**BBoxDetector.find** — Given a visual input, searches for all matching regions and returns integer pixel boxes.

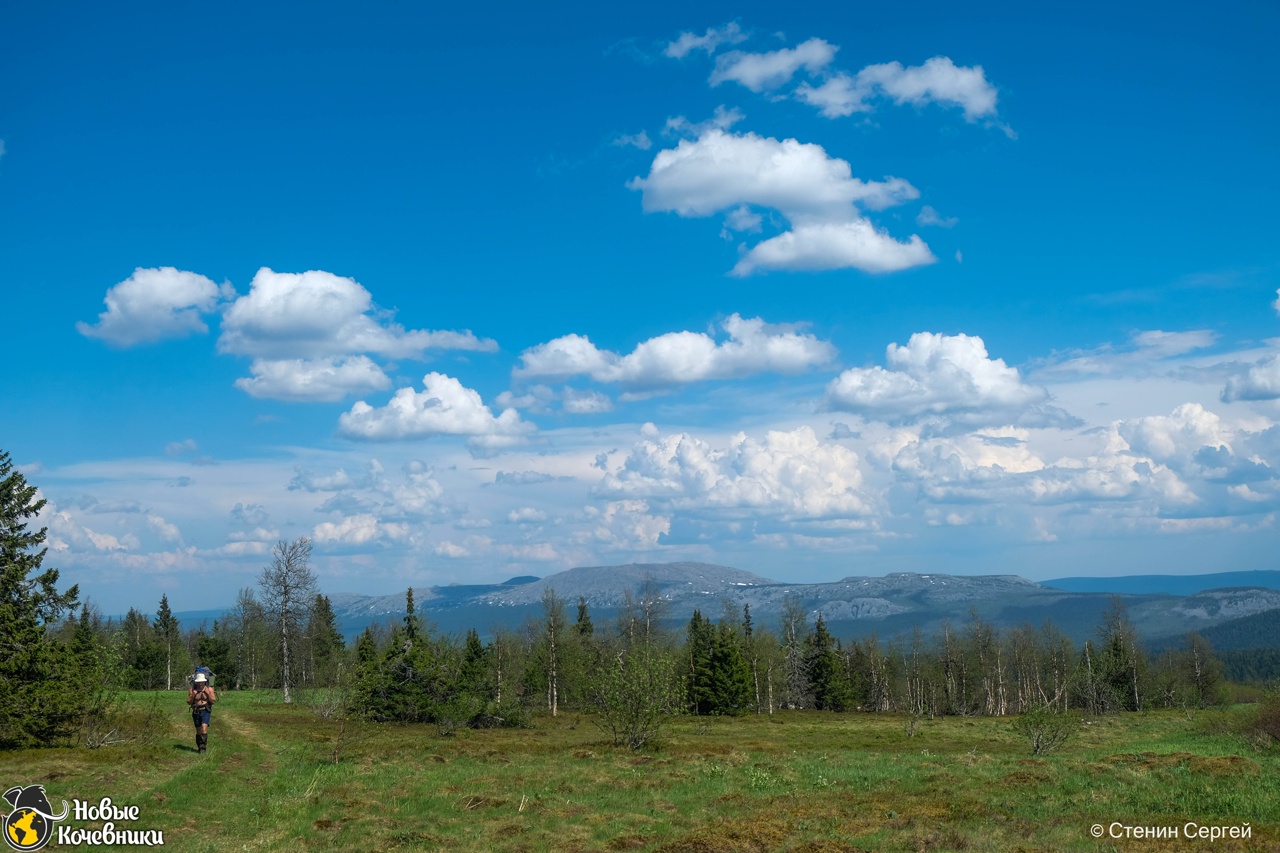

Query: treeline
[3,570,1245,750]
[48,589,345,694]
[0,451,1246,752]
[1,447,349,747]
[312,579,1232,748]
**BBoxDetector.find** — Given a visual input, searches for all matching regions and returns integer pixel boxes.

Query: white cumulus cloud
[219,268,495,360]
[598,425,870,519]
[828,332,1057,426]
[516,314,835,388]
[338,372,532,443]
[581,500,671,551]
[710,38,838,92]
[629,129,932,275]
[633,130,917,218]
[1119,403,1234,469]
[312,513,408,546]
[1222,356,1280,402]
[562,389,615,414]
[77,267,232,346]
[234,356,391,402]
[733,221,933,276]
[508,507,548,523]
[796,56,1000,122]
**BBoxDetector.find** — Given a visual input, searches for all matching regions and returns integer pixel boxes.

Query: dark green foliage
[69,604,104,678]
[403,587,420,643]
[66,603,131,748]
[355,627,378,666]
[0,450,81,748]
[458,628,489,695]
[352,597,523,731]
[685,610,713,713]
[360,612,443,723]
[1219,648,1280,684]
[1083,600,1149,712]
[685,611,753,716]
[707,623,753,715]
[118,607,165,689]
[1196,607,1280,652]
[305,594,345,687]
[197,631,235,686]
[355,590,449,724]
[575,596,594,638]
[805,614,853,711]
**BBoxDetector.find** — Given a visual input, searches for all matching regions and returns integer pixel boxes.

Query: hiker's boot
[197,733,207,753]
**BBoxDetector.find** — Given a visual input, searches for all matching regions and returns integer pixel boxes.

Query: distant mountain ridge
[318,562,1280,646]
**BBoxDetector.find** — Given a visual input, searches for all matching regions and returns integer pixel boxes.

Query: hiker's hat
[194,672,208,683]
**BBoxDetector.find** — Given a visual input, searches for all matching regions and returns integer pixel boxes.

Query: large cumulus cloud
[629,129,933,276]
[827,332,1070,427]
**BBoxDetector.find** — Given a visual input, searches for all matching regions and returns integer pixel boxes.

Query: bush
[589,643,682,750]
[1012,705,1077,755]
[1244,692,1280,748]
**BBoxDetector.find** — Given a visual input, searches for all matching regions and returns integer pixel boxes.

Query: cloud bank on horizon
[4,8,1278,612]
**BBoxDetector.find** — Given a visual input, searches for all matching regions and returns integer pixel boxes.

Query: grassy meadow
[2,692,1277,852]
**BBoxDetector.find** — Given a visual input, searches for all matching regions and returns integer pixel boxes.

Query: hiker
[186,671,217,753]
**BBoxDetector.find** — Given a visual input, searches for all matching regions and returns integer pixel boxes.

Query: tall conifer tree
[0,450,81,747]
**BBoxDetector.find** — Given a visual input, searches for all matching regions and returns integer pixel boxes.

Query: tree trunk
[281,601,292,705]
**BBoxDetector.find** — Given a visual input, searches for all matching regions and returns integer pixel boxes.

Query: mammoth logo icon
[3,786,69,852]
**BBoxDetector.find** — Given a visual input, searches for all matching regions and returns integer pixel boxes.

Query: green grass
[2,693,1278,851]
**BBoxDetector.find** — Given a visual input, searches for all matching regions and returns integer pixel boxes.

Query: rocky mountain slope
[326,562,1280,645]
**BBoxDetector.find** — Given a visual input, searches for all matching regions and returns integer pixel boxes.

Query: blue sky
[3,1,1278,614]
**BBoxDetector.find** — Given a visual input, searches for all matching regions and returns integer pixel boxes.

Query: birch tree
[259,538,317,704]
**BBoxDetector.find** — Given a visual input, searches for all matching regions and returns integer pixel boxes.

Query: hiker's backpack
[193,666,214,684]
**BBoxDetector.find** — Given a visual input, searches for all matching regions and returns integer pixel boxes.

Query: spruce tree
[575,596,594,638]
[805,614,853,711]
[154,594,180,690]
[305,594,345,686]
[684,610,715,714]
[120,607,163,689]
[0,450,81,748]
[706,622,753,715]
[458,628,490,697]
[403,587,420,645]
[196,628,235,687]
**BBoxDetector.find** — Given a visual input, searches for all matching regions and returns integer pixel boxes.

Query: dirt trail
[216,708,278,772]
